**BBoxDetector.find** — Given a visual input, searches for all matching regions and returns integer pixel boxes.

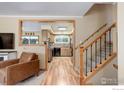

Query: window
[54,35,70,44]
[22,36,39,45]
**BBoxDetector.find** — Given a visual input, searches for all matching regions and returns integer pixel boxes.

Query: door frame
[19,19,76,70]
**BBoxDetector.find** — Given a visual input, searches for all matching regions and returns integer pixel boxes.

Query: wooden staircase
[77,23,117,85]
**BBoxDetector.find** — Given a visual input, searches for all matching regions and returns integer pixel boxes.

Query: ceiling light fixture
[57,27,67,31]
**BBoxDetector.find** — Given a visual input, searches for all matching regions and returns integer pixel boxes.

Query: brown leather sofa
[0,52,40,85]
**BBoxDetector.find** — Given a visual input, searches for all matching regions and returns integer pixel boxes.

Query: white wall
[118,3,124,85]
[0,4,118,83]
[0,18,46,69]
[0,16,79,69]
[74,4,118,85]
[87,58,118,85]
[75,4,117,71]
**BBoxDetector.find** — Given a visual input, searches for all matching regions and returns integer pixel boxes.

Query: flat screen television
[0,33,14,49]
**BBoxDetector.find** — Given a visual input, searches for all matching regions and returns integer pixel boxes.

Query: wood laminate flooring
[41,57,80,85]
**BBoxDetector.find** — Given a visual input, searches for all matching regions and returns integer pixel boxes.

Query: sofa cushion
[19,52,36,63]
[0,68,6,84]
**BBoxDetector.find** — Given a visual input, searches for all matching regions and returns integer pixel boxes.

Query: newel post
[80,46,84,85]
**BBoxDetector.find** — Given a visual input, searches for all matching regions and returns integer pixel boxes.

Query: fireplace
[52,48,61,57]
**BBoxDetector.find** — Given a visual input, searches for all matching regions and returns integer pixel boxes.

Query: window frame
[54,35,70,44]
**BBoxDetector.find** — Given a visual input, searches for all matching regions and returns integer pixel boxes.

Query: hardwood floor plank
[41,57,80,85]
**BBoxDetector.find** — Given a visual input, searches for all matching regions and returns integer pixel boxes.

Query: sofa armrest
[6,59,39,85]
[0,59,19,69]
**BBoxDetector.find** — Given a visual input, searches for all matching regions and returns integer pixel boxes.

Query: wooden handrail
[75,23,107,50]
[113,64,118,69]
[79,22,116,85]
[82,23,116,51]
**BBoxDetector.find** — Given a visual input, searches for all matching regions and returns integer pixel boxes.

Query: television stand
[0,51,17,61]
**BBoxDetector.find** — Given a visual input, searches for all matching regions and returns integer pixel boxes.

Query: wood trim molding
[18,19,76,71]
[18,19,75,46]
[18,20,22,46]
[73,20,76,66]
[19,19,75,23]
[45,44,48,70]
[80,47,85,85]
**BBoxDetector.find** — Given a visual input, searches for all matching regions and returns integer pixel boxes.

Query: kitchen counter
[52,47,72,57]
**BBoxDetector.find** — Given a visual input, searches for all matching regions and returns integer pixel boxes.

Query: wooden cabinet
[61,48,72,57]
[52,47,72,57]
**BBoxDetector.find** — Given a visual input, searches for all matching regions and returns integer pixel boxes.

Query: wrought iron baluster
[109,30,112,56]
[95,41,97,68]
[100,37,102,64]
[86,49,88,76]
[90,45,92,72]
[104,33,107,60]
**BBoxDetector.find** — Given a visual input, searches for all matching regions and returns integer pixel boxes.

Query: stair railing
[80,23,116,85]
[75,23,107,50]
